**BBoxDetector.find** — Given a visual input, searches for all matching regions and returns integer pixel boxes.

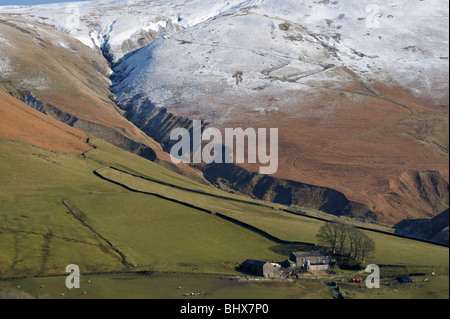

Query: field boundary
[95,166,450,249]
[93,167,315,247]
[106,166,272,208]
[61,200,132,268]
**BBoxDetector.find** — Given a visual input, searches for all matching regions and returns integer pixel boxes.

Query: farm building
[281,259,296,269]
[289,251,331,271]
[239,260,280,278]
[397,275,413,283]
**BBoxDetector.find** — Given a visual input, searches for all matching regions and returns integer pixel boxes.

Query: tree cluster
[316,222,375,263]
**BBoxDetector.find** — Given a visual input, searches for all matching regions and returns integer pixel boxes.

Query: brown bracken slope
[226,80,449,225]
[0,90,92,154]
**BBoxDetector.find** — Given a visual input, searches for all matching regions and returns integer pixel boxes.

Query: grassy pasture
[0,272,332,299]
[67,192,286,274]
[0,138,448,299]
[94,166,449,267]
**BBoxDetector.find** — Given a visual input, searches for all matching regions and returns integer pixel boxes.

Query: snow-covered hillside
[110,0,448,121]
[0,0,246,62]
[1,0,447,104]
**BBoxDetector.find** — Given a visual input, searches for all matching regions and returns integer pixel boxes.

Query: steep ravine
[203,162,379,222]
[13,89,157,162]
[113,94,379,222]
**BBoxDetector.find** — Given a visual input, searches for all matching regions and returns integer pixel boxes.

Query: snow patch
[0,34,14,48]
[0,56,12,77]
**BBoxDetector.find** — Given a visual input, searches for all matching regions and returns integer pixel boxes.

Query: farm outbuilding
[289,251,331,271]
[397,275,413,283]
[239,260,280,278]
[281,259,296,269]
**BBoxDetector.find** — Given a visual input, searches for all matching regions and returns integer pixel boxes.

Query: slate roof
[291,251,330,257]
[242,260,269,266]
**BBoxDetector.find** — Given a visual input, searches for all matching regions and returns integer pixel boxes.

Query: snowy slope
[0,0,247,62]
[110,0,448,120]
[1,0,447,103]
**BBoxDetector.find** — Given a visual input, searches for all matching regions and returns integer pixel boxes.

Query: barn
[239,260,279,278]
[397,275,413,283]
[289,251,330,271]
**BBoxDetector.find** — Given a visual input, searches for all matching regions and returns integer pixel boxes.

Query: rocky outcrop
[24,92,46,115]
[116,95,208,151]
[395,209,449,245]
[203,162,379,222]
[387,170,449,220]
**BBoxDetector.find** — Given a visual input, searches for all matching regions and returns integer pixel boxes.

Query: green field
[0,273,332,299]
[339,274,449,299]
[216,210,449,266]
[67,192,285,273]
[1,271,447,299]
[0,138,448,299]
[93,165,450,267]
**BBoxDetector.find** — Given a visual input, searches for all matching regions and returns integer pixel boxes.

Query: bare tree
[316,222,339,254]
[348,226,362,260]
[317,222,376,264]
[336,223,352,255]
[357,232,376,263]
